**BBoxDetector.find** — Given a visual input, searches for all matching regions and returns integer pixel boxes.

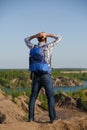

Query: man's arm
[41,33,62,46]
[24,34,38,49]
[49,34,62,47]
[42,33,62,47]
[24,32,45,48]
[24,37,33,49]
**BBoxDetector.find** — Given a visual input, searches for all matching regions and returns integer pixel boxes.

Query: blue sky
[0,0,87,69]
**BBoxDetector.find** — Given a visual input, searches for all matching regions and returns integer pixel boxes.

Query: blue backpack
[29,46,49,73]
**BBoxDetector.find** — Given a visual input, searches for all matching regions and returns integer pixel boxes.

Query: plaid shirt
[24,34,62,68]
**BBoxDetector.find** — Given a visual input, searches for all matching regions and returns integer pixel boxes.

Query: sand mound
[0,118,87,130]
[0,89,87,130]
[0,89,25,123]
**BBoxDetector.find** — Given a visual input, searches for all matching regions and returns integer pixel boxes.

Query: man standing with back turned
[24,32,62,123]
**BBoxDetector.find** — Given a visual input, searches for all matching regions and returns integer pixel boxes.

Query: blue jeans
[28,73,56,121]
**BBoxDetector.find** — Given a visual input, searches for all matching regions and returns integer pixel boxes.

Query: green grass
[0,69,87,111]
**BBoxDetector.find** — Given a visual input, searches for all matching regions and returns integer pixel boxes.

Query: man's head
[37,32,47,43]
[37,36,47,43]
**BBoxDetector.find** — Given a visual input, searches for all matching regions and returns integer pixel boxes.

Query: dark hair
[38,37,47,43]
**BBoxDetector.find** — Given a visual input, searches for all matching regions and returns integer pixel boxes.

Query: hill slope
[0,89,87,130]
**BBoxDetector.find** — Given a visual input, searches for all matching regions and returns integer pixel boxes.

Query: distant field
[61,70,87,74]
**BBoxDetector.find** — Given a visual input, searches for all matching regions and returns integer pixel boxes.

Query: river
[2,81,87,94]
[54,81,87,93]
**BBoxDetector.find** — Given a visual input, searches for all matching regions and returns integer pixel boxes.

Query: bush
[38,93,48,110]
[72,90,87,111]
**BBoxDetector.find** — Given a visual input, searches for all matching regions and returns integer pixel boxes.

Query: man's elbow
[24,38,28,43]
[58,35,62,41]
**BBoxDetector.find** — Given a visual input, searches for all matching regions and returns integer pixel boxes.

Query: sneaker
[28,118,34,122]
[50,118,61,123]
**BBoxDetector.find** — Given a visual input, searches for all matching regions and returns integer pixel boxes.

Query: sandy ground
[0,108,87,130]
[0,115,87,130]
[0,90,87,130]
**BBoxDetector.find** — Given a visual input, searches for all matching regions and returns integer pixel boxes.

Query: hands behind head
[29,32,47,41]
[36,32,47,39]
[29,32,54,41]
